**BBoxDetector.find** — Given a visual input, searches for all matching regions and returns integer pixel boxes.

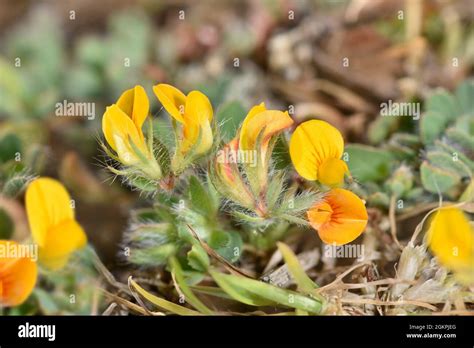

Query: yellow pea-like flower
[0,240,38,307]
[307,188,368,245]
[214,138,255,209]
[239,103,293,161]
[25,178,87,270]
[290,120,349,186]
[427,207,474,285]
[102,85,151,165]
[153,84,213,156]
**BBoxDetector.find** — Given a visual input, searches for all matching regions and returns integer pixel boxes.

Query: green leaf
[209,271,275,307]
[455,79,474,115]
[130,278,201,315]
[277,242,317,293]
[425,90,460,120]
[208,230,243,263]
[426,151,472,178]
[210,270,323,313]
[368,116,399,144]
[420,161,460,194]
[387,133,421,160]
[445,128,474,155]
[169,257,213,314]
[345,144,394,182]
[187,244,210,272]
[188,175,217,217]
[435,140,474,171]
[189,285,233,300]
[420,111,448,144]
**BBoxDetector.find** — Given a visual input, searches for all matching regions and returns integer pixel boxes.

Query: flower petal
[318,158,349,187]
[102,104,147,156]
[0,240,38,307]
[240,103,266,129]
[185,90,213,123]
[239,108,293,156]
[181,90,214,155]
[153,84,187,123]
[427,207,474,284]
[39,219,87,271]
[290,120,345,181]
[26,178,74,247]
[117,85,149,131]
[308,188,368,245]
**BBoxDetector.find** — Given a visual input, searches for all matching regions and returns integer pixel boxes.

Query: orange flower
[0,240,38,307]
[307,188,368,245]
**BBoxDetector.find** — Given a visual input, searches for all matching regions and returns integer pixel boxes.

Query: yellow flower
[25,178,87,270]
[239,103,293,161]
[153,84,213,156]
[0,240,37,307]
[211,104,293,215]
[102,85,151,165]
[290,120,349,186]
[213,138,256,209]
[427,207,474,285]
[307,188,368,245]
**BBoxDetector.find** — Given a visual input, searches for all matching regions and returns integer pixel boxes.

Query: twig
[187,224,254,278]
[331,278,417,290]
[340,298,438,311]
[396,202,439,221]
[103,289,164,316]
[89,247,130,294]
[316,261,371,294]
[410,201,468,244]
[102,302,118,316]
[389,195,402,249]
[127,277,154,316]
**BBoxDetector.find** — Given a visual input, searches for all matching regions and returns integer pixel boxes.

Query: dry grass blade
[316,261,371,294]
[187,224,254,278]
[339,298,438,311]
